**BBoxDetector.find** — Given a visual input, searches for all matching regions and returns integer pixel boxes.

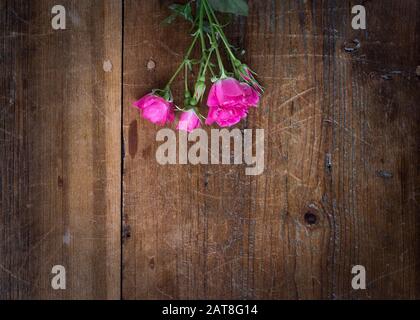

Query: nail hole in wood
[304,212,318,225]
[147,59,156,70]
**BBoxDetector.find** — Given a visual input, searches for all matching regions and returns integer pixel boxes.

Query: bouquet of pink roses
[133,0,263,132]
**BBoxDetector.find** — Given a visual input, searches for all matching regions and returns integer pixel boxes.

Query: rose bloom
[177,110,201,133]
[133,94,175,125]
[205,78,260,128]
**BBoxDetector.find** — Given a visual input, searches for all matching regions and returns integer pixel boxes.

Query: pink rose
[177,110,201,133]
[133,94,175,125]
[205,78,260,128]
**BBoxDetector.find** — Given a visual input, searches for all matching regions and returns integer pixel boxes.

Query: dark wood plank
[0,0,121,299]
[327,0,419,299]
[123,0,419,299]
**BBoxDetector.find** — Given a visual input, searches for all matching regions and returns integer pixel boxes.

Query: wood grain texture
[123,0,419,300]
[1,0,418,300]
[0,0,121,299]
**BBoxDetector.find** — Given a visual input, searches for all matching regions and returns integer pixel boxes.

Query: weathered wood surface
[122,0,419,300]
[0,0,418,300]
[0,0,121,299]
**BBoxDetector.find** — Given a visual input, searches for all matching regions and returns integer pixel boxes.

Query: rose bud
[238,64,264,94]
[193,78,206,103]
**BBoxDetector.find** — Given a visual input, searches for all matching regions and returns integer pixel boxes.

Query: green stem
[201,47,214,77]
[166,62,185,89]
[203,0,226,77]
[217,25,238,62]
[207,4,232,52]
[214,38,226,77]
[206,2,240,70]
[184,64,189,92]
[199,2,207,58]
[208,63,216,78]
[165,33,199,88]
[194,0,208,80]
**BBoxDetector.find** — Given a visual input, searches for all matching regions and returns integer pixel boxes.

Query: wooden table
[1,0,419,299]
